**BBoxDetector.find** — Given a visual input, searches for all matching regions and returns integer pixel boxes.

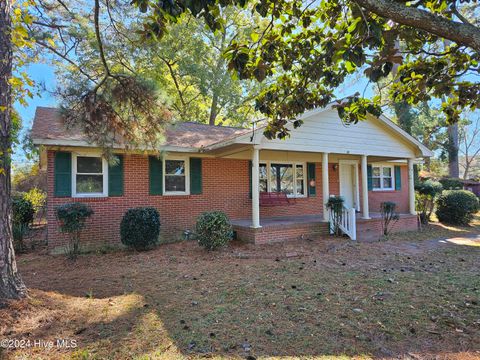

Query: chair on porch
[259,191,296,207]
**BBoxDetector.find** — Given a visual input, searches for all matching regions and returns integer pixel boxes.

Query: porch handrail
[328,205,357,241]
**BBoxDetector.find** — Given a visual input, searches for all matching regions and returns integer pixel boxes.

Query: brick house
[31,105,432,251]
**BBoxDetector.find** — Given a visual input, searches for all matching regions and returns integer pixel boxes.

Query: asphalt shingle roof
[31,107,250,149]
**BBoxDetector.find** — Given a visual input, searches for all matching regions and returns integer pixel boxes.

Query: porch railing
[328,205,357,241]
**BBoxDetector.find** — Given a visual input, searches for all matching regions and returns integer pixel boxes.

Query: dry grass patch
[1,222,480,359]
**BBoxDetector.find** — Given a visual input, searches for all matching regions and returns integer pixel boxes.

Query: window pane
[165,175,186,192]
[165,160,185,175]
[372,167,381,176]
[296,179,305,195]
[77,157,102,173]
[383,178,392,189]
[270,165,279,192]
[259,179,268,192]
[383,167,392,177]
[259,164,267,180]
[372,178,381,189]
[296,164,304,179]
[279,165,293,195]
[76,175,103,193]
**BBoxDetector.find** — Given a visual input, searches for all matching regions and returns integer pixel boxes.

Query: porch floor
[231,214,325,228]
[231,213,418,244]
[231,212,414,228]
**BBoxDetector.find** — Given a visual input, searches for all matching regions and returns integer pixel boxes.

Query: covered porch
[202,107,431,243]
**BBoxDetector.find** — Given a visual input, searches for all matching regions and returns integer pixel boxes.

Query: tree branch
[355,0,480,52]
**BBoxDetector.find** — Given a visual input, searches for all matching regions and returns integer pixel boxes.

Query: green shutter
[149,156,163,195]
[248,160,252,199]
[190,158,202,195]
[307,162,316,197]
[108,155,124,196]
[54,151,71,197]
[394,165,402,190]
[367,165,373,191]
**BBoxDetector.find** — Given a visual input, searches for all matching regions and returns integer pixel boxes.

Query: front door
[339,163,358,210]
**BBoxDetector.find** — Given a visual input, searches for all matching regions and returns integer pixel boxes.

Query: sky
[13,62,57,164]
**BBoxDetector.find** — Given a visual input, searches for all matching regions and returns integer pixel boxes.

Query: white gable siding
[255,109,417,158]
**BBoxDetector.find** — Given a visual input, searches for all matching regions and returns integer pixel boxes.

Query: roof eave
[32,138,201,153]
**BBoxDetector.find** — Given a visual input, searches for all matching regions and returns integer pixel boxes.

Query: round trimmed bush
[196,211,232,250]
[120,207,160,250]
[12,196,35,226]
[439,178,463,190]
[415,180,443,198]
[436,190,479,225]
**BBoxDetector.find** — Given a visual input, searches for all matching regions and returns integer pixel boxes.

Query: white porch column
[408,158,416,215]
[322,152,329,221]
[361,155,370,219]
[251,146,261,228]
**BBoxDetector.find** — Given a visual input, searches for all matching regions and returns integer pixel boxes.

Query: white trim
[202,103,433,158]
[371,165,395,191]
[338,160,360,211]
[72,152,108,198]
[163,156,190,196]
[259,160,307,198]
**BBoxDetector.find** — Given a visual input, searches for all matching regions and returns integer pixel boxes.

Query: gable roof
[31,105,432,158]
[31,107,250,151]
[203,105,433,158]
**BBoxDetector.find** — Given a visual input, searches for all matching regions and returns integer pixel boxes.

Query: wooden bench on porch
[259,192,296,206]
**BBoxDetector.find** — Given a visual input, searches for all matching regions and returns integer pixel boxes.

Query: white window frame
[259,161,307,198]
[72,153,108,198]
[372,165,395,191]
[163,156,190,195]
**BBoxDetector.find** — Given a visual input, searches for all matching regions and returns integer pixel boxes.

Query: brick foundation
[233,214,418,244]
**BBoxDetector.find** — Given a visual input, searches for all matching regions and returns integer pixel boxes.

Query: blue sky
[14,63,57,164]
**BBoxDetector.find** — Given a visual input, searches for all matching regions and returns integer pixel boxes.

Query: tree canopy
[130,0,479,139]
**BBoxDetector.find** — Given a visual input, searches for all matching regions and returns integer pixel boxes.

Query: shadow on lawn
[7,229,480,359]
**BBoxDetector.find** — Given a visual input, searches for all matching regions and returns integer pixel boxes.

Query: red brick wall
[46,150,411,249]
[47,152,337,249]
[367,165,409,213]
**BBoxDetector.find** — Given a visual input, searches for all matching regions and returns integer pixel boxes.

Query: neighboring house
[32,105,432,251]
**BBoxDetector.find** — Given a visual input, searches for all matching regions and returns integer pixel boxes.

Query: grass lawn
[1,222,480,359]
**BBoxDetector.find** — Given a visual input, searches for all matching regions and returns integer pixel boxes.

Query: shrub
[12,196,34,226]
[24,187,47,214]
[415,180,443,224]
[196,211,232,250]
[380,202,399,236]
[439,177,463,190]
[326,196,344,236]
[436,190,479,225]
[56,203,94,259]
[120,208,160,250]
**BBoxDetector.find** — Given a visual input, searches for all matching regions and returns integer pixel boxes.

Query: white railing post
[331,205,357,241]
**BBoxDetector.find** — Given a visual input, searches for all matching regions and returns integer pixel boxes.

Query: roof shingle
[31,107,250,149]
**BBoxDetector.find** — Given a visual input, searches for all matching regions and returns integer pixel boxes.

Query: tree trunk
[393,101,413,135]
[208,92,218,126]
[448,123,460,178]
[0,0,26,301]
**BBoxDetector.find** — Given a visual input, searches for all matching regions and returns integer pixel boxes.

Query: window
[73,155,107,197]
[372,165,394,190]
[259,164,268,192]
[164,159,187,194]
[259,162,306,197]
